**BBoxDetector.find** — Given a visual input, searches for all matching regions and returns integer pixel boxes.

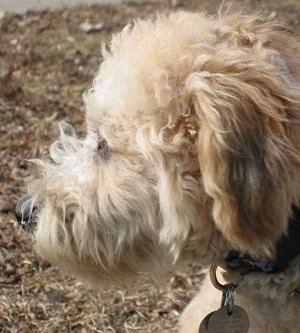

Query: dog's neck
[225,205,300,276]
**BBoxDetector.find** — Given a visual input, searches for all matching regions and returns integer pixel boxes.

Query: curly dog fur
[17,11,300,332]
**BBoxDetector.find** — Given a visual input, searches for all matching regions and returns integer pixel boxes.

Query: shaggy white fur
[18,11,300,332]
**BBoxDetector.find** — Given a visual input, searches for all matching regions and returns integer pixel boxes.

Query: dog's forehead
[85,55,151,124]
[84,13,217,124]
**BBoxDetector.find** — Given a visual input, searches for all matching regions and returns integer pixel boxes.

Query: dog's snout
[15,195,37,233]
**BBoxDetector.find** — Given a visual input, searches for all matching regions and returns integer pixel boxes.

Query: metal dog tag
[208,305,249,333]
[198,266,250,333]
[198,312,215,332]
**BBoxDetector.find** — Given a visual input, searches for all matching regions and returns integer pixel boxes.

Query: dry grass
[0,0,299,332]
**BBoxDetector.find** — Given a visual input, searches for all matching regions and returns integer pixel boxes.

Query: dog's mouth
[15,195,38,233]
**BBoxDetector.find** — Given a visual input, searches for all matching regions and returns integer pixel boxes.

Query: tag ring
[209,264,227,292]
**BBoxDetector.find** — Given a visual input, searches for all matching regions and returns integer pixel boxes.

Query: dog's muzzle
[15,195,38,233]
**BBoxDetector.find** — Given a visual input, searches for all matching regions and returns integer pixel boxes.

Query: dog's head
[16,12,300,286]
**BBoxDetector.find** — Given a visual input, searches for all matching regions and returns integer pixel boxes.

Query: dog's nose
[15,195,37,233]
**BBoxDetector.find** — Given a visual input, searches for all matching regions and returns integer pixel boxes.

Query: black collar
[226,205,300,275]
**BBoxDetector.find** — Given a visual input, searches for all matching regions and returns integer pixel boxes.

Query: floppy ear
[184,54,300,253]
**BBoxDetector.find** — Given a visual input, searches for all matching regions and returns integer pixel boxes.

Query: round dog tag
[198,312,215,333]
[208,305,249,333]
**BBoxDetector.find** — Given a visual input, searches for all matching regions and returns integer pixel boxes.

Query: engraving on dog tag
[208,305,249,333]
[198,312,214,333]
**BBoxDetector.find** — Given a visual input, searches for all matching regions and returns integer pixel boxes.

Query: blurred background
[0,0,139,13]
[0,0,299,332]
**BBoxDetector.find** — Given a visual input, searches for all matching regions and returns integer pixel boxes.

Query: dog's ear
[184,55,300,253]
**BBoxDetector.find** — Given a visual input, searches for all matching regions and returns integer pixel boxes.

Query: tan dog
[16,11,300,332]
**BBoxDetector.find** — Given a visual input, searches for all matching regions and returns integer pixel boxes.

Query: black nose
[15,195,37,233]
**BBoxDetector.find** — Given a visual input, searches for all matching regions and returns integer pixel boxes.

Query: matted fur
[23,11,299,332]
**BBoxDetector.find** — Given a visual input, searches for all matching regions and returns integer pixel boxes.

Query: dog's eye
[97,137,110,161]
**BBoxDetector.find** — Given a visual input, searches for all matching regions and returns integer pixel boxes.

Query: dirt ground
[0,0,299,332]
